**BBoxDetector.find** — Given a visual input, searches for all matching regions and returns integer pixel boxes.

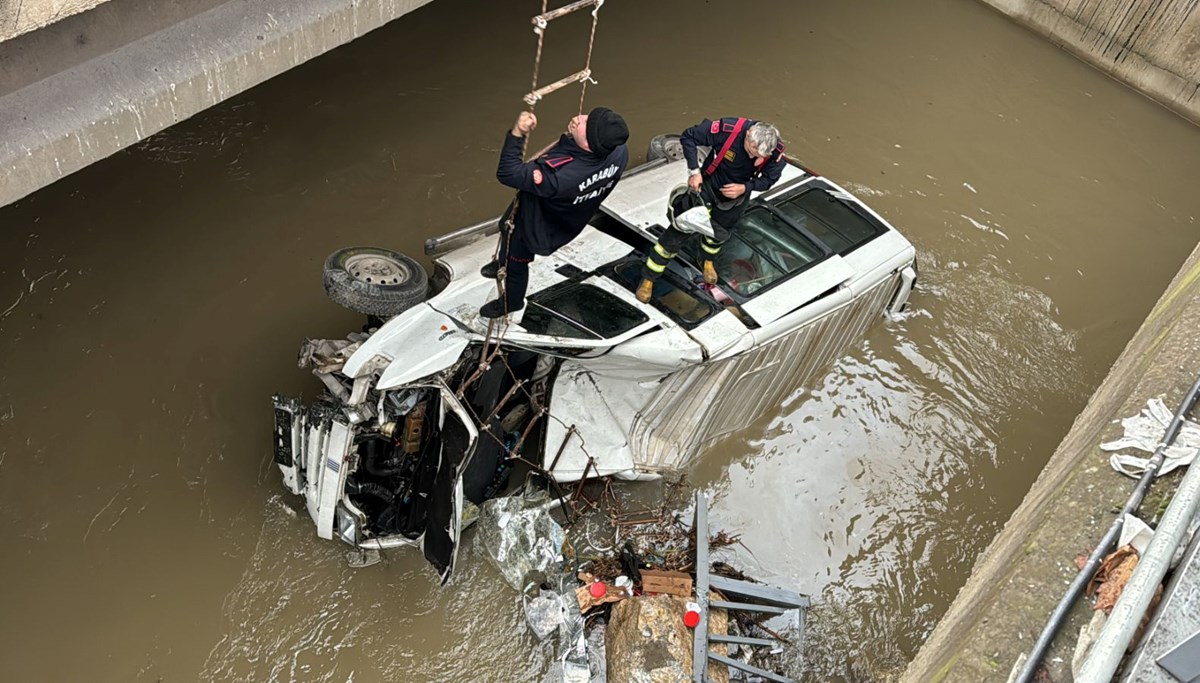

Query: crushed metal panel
[685,308,753,360]
[345,299,478,382]
[545,360,661,481]
[572,317,703,379]
[631,362,734,472]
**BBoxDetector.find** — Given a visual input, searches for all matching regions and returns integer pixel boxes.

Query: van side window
[776,189,885,255]
[704,207,825,297]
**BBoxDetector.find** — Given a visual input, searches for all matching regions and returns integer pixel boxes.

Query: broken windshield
[522,281,648,340]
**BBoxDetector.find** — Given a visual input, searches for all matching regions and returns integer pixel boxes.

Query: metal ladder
[692,491,809,683]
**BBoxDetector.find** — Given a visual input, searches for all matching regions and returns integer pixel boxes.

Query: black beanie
[585,107,629,157]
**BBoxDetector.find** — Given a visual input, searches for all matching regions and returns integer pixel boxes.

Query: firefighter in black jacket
[480,107,630,318]
[636,117,786,303]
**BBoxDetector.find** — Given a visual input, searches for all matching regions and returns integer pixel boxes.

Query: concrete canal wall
[902,240,1200,681]
[0,0,435,209]
[979,0,1200,125]
[902,4,1200,680]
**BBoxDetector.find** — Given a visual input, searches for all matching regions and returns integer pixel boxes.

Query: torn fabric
[1101,397,1200,478]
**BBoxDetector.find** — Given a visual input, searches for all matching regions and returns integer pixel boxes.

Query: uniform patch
[544,156,573,169]
[533,169,544,185]
[722,123,736,133]
[723,150,736,163]
[710,120,720,134]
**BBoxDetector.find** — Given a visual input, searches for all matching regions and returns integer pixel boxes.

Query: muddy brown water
[2,0,1200,680]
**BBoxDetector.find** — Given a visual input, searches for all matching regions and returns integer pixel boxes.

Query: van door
[421,383,479,585]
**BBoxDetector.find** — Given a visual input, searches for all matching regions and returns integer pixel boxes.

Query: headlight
[336,505,360,545]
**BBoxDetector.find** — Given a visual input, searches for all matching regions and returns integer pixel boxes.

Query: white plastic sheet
[478,491,591,682]
[1101,397,1200,478]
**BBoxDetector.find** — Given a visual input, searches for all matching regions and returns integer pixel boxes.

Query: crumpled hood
[343,302,472,389]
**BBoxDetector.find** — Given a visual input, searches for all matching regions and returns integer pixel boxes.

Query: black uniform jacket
[680,117,786,193]
[496,132,629,256]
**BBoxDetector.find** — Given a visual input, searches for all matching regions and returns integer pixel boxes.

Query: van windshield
[522,281,648,339]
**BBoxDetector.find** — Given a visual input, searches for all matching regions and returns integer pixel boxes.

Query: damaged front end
[272,305,552,582]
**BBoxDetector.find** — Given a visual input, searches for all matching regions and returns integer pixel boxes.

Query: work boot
[702,260,718,285]
[480,261,500,279]
[635,279,654,303]
[479,299,522,319]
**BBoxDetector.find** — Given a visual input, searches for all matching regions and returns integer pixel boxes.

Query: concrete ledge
[979,0,1200,126]
[0,0,111,42]
[902,241,1200,681]
[0,0,435,208]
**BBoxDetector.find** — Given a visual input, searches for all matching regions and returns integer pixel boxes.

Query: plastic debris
[538,573,590,683]
[586,622,607,683]
[1102,397,1200,477]
[478,490,566,592]
[1118,514,1154,555]
[524,588,567,640]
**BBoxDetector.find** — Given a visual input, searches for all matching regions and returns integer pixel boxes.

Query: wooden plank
[640,569,693,597]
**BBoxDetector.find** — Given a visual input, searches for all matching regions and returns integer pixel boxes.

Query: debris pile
[476,477,806,682]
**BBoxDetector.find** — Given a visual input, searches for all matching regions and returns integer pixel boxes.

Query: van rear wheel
[323,246,428,318]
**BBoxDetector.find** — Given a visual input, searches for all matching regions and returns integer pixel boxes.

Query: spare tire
[323,246,428,318]
[646,134,685,162]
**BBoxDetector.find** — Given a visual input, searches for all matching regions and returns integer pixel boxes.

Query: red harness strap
[703,117,748,177]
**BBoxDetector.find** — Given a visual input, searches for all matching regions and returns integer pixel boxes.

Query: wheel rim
[344,253,409,285]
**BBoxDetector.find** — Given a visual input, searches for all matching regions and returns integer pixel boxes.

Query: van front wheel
[322,247,428,318]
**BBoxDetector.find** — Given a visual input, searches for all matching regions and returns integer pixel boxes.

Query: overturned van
[272,143,917,582]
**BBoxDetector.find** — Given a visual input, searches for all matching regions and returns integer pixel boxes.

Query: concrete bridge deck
[0,0,434,209]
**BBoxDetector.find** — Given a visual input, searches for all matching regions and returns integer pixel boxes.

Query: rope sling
[454,1,608,505]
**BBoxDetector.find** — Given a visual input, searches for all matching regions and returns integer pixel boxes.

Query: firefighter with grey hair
[636,117,786,303]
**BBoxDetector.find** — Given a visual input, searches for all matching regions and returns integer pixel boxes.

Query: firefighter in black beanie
[480,107,630,318]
